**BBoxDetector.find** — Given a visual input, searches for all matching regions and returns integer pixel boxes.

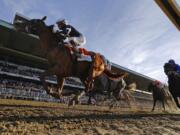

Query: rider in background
[168,59,180,74]
[53,18,86,57]
[153,80,164,89]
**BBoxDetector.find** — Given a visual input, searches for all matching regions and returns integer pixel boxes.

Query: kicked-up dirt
[0,99,179,135]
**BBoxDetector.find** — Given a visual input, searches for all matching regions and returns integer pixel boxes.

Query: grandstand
[0,17,155,104]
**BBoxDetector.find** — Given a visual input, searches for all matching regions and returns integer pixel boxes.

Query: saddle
[66,46,94,62]
[66,46,110,69]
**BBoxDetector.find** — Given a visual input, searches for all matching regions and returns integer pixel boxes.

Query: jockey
[168,59,180,75]
[53,18,86,57]
[153,80,164,89]
[53,19,95,90]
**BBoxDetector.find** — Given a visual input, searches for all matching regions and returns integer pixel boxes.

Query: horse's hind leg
[123,91,133,109]
[162,100,166,111]
[109,95,116,110]
[169,96,178,110]
[151,99,157,112]
[88,96,92,105]
[165,99,172,111]
[87,92,93,105]
[172,95,180,108]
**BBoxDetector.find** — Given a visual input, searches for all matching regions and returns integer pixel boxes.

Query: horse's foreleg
[173,96,180,108]
[87,91,97,105]
[40,66,60,98]
[40,71,50,95]
[57,76,65,97]
[151,99,157,112]
[77,91,86,103]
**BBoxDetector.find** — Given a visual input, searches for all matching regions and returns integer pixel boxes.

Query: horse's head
[27,16,47,35]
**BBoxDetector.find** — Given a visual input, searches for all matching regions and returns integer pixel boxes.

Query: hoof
[109,104,113,110]
[68,99,76,107]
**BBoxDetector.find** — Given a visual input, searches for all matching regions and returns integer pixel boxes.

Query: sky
[0,0,179,83]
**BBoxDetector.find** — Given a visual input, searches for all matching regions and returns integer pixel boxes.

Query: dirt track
[0,99,179,135]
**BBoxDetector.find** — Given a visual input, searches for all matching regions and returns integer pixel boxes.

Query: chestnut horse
[19,16,127,104]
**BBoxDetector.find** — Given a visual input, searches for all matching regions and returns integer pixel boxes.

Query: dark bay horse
[148,81,173,111]
[164,63,180,108]
[87,73,134,108]
[18,16,127,103]
[87,74,127,103]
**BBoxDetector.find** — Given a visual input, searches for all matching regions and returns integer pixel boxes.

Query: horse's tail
[104,69,128,81]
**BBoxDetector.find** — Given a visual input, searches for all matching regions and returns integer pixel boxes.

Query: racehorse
[17,16,128,104]
[164,63,180,108]
[86,74,134,109]
[148,81,173,111]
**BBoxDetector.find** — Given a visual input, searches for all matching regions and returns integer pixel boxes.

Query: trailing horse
[164,63,180,108]
[86,73,134,109]
[15,16,127,104]
[148,81,174,111]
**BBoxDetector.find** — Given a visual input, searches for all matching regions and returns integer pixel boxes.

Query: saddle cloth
[77,48,92,62]
[66,46,111,69]
[67,47,92,62]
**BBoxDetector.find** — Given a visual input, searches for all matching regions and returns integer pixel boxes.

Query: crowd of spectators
[0,60,83,86]
[0,78,43,92]
[0,60,43,78]
[0,78,51,100]
[0,59,84,103]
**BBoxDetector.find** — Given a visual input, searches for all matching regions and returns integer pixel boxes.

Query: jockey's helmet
[154,80,160,85]
[56,18,68,26]
[168,59,175,64]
